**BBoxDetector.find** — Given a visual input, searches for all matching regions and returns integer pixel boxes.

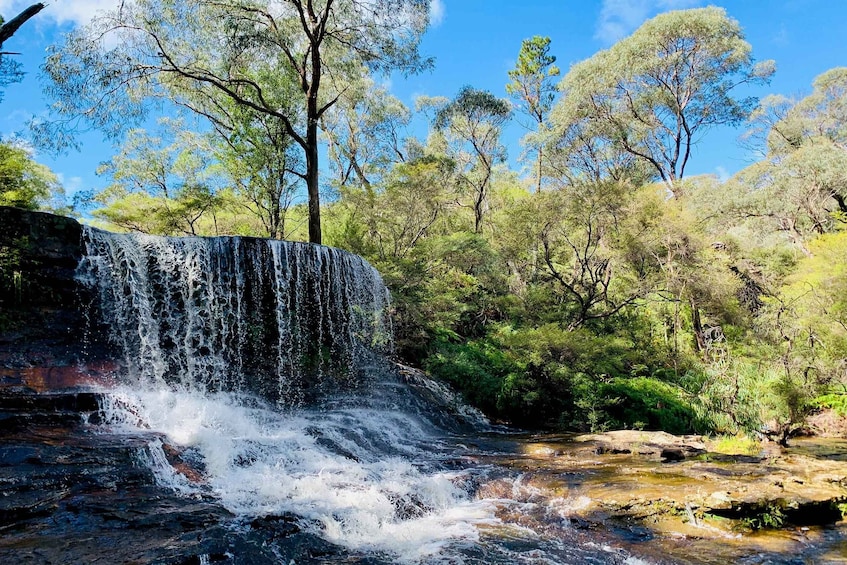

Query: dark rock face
[0,206,114,373]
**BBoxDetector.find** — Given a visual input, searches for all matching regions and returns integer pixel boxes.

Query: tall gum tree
[321,75,412,191]
[506,35,559,193]
[550,7,774,193]
[93,123,223,235]
[728,67,847,254]
[37,0,432,244]
[433,86,511,233]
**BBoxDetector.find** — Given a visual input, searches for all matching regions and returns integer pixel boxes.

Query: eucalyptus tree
[728,68,847,254]
[321,76,412,191]
[506,35,559,193]
[433,86,511,233]
[0,3,45,102]
[330,154,454,262]
[0,141,64,211]
[766,67,847,218]
[38,0,432,244]
[551,7,773,193]
[94,124,223,235]
[749,67,847,157]
[536,179,651,329]
[204,97,304,240]
[542,111,650,187]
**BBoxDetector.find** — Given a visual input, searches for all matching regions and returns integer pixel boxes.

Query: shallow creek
[466,432,847,564]
[94,385,847,564]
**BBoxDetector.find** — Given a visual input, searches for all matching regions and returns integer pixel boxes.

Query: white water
[94,385,653,564]
[79,229,392,405]
[98,386,498,562]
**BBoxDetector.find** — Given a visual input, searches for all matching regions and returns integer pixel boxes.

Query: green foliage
[210,101,302,239]
[733,68,847,254]
[424,338,516,417]
[711,434,762,456]
[91,125,225,235]
[740,502,786,530]
[327,154,456,261]
[0,142,66,212]
[422,319,708,431]
[433,86,511,232]
[506,36,559,120]
[812,394,847,417]
[323,76,412,190]
[434,87,511,132]
[551,7,773,187]
[733,230,847,438]
[598,377,705,434]
[696,359,774,433]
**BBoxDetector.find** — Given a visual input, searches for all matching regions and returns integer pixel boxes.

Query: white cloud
[594,0,701,45]
[715,165,730,183]
[57,172,84,194]
[429,0,445,27]
[772,23,789,46]
[0,0,116,28]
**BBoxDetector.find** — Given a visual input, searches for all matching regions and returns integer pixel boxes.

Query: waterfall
[71,227,649,564]
[78,228,392,405]
[73,229,505,561]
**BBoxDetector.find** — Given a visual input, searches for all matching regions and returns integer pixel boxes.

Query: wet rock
[659,447,687,462]
[0,385,386,565]
[492,432,847,539]
[0,207,117,372]
[575,430,707,460]
[395,362,490,432]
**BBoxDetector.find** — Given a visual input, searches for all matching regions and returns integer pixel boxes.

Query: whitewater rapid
[96,386,497,562]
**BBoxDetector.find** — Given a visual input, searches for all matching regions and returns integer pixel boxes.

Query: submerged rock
[494,432,847,533]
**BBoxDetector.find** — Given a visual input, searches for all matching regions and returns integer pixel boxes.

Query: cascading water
[76,228,649,564]
[79,228,391,405]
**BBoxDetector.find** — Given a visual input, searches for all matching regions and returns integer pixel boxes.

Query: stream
[91,381,847,565]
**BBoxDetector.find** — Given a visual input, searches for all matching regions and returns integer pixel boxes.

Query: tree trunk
[473,158,492,233]
[833,193,847,215]
[690,298,705,352]
[535,146,543,194]
[0,3,44,47]
[306,119,322,244]
[306,24,323,245]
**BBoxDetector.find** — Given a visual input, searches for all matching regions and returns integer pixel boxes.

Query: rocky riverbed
[0,373,390,564]
[3,366,847,564]
[471,430,847,563]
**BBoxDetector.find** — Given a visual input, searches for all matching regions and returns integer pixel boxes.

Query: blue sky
[0,0,845,199]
